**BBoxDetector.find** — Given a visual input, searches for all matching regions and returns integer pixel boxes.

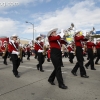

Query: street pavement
[0,55,100,100]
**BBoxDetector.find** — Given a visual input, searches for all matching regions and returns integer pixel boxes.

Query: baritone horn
[85,27,96,39]
[63,23,75,41]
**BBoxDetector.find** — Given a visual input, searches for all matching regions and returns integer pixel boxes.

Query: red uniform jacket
[8,41,18,53]
[95,42,100,49]
[67,45,74,53]
[35,42,43,51]
[86,41,95,49]
[26,47,31,52]
[1,46,6,51]
[74,35,87,47]
[48,35,66,50]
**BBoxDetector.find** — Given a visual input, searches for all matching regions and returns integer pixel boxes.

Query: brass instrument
[85,27,96,39]
[17,38,22,59]
[42,38,47,56]
[2,44,8,58]
[63,23,75,42]
[42,45,47,55]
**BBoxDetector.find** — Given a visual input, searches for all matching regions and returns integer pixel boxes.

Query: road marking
[19,65,68,73]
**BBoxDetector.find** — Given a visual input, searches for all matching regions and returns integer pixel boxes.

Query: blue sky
[0,0,100,40]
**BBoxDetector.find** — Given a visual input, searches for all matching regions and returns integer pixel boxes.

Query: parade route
[0,56,100,100]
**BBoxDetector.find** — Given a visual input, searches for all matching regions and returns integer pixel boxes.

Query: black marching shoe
[40,70,44,72]
[59,84,68,89]
[15,75,20,78]
[48,80,55,85]
[95,63,99,65]
[81,75,89,78]
[47,59,50,62]
[61,65,64,67]
[36,65,39,70]
[91,68,96,70]
[71,71,77,76]
[4,62,7,65]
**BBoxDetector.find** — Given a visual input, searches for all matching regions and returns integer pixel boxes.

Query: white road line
[20,65,68,73]
[9,64,68,73]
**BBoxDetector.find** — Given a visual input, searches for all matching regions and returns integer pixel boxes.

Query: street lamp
[25,21,34,42]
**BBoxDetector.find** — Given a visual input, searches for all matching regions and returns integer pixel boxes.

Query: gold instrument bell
[79,31,83,36]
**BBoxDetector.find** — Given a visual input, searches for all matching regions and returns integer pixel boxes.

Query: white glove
[71,51,74,53]
[12,50,19,55]
[41,39,44,42]
[38,49,44,53]
[58,29,64,38]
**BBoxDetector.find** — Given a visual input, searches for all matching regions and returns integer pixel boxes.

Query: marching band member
[85,37,96,70]
[67,42,75,63]
[26,44,31,60]
[71,31,89,78]
[47,28,68,89]
[95,39,100,64]
[35,36,45,72]
[1,41,8,65]
[8,34,20,78]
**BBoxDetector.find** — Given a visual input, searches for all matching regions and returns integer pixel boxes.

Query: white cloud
[0,0,51,11]
[30,0,100,35]
[0,17,28,38]
[0,0,100,40]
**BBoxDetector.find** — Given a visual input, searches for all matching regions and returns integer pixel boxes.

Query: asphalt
[0,55,100,100]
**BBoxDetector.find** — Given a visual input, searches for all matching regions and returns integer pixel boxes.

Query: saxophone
[17,39,22,59]
[18,44,23,59]
[42,45,47,55]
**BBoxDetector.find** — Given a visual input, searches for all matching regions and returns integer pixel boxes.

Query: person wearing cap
[1,41,8,65]
[71,31,89,78]
[35,36,45,72]
[8,34,20,78]
[47,28,68,89]
[85,38,96,70]
[94,39,100,64]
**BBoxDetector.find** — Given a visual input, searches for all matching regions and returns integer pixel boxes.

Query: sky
[0,0,100,40]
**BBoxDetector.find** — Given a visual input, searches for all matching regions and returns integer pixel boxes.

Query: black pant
[72,46,86,76]
[69,52,74,63]
[48,48,64,86]
[11,54,20,76]
[85,48,95,69]
[95,48,100,64]
[3,51,8,64]
[27,51,30,59]
[37,52,44,70]
[63,52,68,58]
[35,50,38,59]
